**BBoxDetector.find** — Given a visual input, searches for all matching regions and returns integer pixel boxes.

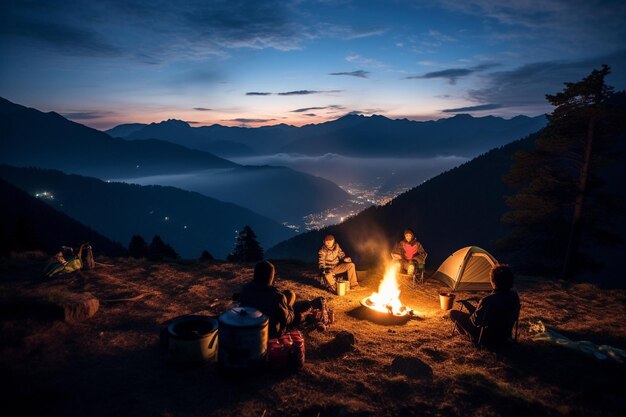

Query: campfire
[360,264,416,323]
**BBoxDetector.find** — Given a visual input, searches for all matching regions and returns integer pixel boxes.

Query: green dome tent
[432,246,498,291]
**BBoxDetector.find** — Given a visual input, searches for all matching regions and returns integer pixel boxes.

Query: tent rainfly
[432,246,498,291]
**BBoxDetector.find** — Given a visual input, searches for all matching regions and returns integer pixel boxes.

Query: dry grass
[1,256,625,417]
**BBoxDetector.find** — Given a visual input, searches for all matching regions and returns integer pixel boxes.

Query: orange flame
[366,264,405,315]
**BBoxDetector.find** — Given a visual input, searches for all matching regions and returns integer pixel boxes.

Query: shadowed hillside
[0,166,295,259]
[0,97,235,178]
[1,98,352,224]
[267,132,626,287]
[267,135,535,267]
[0,179,126,256]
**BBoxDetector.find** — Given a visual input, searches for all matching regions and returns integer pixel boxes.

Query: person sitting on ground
[450,264,521,346]
[318,234,359,292]
[391,228,427,278]
[239,260,302,338]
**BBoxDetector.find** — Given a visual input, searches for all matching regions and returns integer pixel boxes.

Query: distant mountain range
[0,98,234,178]
[0,97,350,223]
[0,178,127,256]
[0,165,296,258]
[107,113,547,158]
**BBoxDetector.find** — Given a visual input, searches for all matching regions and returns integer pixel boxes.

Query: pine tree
[148,235,179,261]
[128,234,148,258]
[227,225,264,262]
[500,65,624,278]
[199,250,214,262]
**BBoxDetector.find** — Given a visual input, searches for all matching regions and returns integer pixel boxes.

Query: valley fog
[230,153,468,201]
[120,154,467,231]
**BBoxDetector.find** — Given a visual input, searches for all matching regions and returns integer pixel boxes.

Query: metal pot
[218,307,268,370]
[167,315,218,364]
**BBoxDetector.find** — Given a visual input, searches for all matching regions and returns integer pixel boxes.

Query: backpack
[303,297,334,330]
[42,244,86,277]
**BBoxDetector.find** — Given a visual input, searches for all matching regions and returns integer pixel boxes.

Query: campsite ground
[1,253,625,417]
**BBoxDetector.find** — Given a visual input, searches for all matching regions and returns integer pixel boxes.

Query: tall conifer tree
[500,65,624,278]
[227,225,264,262]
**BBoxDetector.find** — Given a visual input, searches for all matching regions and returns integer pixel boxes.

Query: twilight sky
[1,0,626,129]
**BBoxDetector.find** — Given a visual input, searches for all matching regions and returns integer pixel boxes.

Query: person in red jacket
[391,228,427,278]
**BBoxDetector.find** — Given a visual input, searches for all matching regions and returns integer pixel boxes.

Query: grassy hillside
[1,256,624,417]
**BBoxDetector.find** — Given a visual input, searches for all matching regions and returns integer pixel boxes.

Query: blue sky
[1,0,625,129]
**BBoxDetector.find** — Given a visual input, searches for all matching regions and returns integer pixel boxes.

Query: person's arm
[470,298,487,327]
[278,294,295,327]
[318,247,326,271]
[416,241,427,264]
[337,244,346,260]
[391,241,402,260]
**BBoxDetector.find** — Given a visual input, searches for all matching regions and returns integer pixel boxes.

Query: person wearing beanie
[391,228,427,279]
[238,260,296,338]
[318,234,359,292]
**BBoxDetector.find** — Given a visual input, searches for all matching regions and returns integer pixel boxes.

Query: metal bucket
[167,315,218,364]
[439,292,456,310]
[218,307,268,370]
[337,281,347,296]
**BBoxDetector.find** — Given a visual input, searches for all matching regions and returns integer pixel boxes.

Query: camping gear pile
[300,296,334,331]
[267,330,305,370]
[43,243,95,277]
[530,320,626,364]
[162,307,310,372]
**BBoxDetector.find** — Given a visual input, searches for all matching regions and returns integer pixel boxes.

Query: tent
[432,246,498,291]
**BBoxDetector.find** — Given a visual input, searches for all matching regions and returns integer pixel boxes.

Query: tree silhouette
[128,234,148,258]
[148,235,179,261]
[500,65,625,278]
[227,225,264,262]
[199,250,214,262]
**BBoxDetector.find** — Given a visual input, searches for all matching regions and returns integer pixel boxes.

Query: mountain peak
[153,119,191,128]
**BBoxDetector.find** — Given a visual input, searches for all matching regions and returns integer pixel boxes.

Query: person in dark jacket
[239,260,297,338]
[391,228,427,277]
[318,234,359,292]
[450,264,521,346]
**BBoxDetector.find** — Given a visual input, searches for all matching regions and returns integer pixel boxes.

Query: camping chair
[412,255,427,288]
[451,299,520,349]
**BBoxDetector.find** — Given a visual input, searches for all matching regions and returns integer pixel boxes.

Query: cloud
[278,90,342,96]
[193,107,212,111]
[405,63,499,84]
[0,11,121,57]
[437,1,626,53]
[441,104,502,113]
[226,118,277,124]
[60,111,113,120]
[290,105,346,113]
[345,53,387,68]
[246,92,273,96]
[329,70,370,78]
[314,23,387,40]
[467,50,626,110]
[304,113,317,117]
[0,0,308,60]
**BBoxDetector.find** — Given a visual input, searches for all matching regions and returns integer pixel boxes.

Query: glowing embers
[359,264,416,324]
